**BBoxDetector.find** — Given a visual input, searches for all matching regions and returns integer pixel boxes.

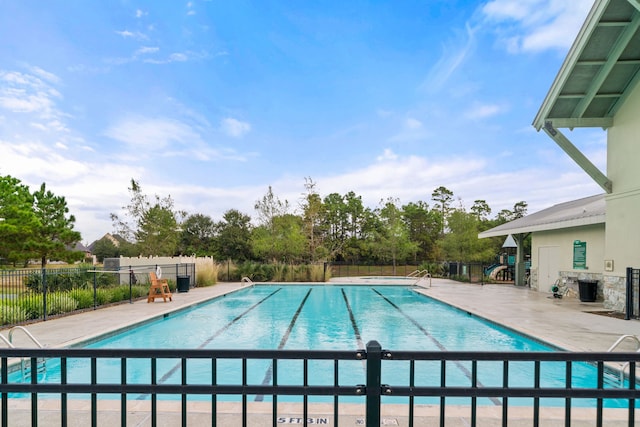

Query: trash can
[578,279,598,302]
[177,275,190,293]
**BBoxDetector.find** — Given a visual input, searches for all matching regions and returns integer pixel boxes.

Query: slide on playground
[489,265,508,280]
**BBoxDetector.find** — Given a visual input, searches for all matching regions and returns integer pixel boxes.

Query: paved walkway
[417,279,640,352]
[2,278,639,426]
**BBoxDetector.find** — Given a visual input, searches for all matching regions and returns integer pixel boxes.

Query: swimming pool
[8,285,631,406]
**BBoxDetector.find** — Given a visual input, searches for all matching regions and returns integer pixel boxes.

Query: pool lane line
[341,288,367,372]
[371,288,502,406]
[341,288,364,349]
[255,288,313,402]
[197,287,284,349]
[136,287,283,400]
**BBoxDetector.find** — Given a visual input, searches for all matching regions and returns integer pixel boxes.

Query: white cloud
[422,23,477,93]
[404,118,423,130]
[168,53,188,62]
[481,0,593,52]
[221,117,251,138]
[376,148,398,161]
[0,139,146,242]
[103,114,251,162]
[141,50,204,64]
[0,140,90,182]
[389,116,430,142]
[311,149,601,218]
[464,102,505,120]
[25,65,61,84]
[104,116,200,150]
[187,1,196,16]
[0,69,65,126]
[115,30,148,40]
[135,9,147,18]
[136,46,160,55]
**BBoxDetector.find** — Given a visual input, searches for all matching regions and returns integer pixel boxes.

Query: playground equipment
[484,235,530,282]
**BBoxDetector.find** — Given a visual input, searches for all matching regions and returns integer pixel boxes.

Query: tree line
[1,174,528,269]
[100,178,528,269]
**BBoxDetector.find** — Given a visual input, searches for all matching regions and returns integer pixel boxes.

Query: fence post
[93,270,97,310]
[365,340,382,427]
[175,263,179,287]
[626,267,633,320]
[42,268,47,321]
[129,266,133,304]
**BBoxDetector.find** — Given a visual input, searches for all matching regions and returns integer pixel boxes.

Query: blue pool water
[7,285,631,406]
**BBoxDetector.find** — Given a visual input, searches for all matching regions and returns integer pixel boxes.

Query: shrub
[236,261,273,282]
[0,303,28,325]
[108,285,129,302]
[47,293,78,315]
[24,268,99,292]
[220,261,329,283]
[195,258,218,286]
[130,285,148,299]
[110,284,148,302]
[418,262,445,277]
[95,289,112,305]
[218,259,240,281]
[17,294,44,319]
[70,289,95,309]
[308,264,327,282]
[91,273,119,288]
[271,263,288,282]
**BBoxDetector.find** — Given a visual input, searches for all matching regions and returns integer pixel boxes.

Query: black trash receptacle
[177,275,190,293]
[578,279,598,302]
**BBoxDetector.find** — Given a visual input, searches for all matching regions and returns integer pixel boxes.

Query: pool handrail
[607,333,640,386]
[6,326,46,382]
[8,326,45,349]
[0,333,13,348]
[406,269,422,278]
[408,269,432,287]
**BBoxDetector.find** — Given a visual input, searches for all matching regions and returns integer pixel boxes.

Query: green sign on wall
[573,240,586,269]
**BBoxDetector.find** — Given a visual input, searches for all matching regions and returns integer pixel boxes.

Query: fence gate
[625,267,640,320]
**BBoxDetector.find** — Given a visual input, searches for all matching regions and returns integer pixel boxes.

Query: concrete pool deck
[2,278,639,426]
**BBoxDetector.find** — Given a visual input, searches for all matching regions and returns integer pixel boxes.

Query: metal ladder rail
[411,270,432,287]
[241,277,254,286]
[8,326,46,381]
[406,270,421,278]
[607,334,640,386]
[0,333,14,348]
[407,269,429,278]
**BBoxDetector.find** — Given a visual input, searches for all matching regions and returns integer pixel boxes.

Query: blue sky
[0,0,604,244]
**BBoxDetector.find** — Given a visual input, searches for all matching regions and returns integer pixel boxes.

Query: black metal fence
[330,262,489,283]
[0,264,195,326]
[626,267,640,320]
[330,263,420,278]
[1,341,639,427]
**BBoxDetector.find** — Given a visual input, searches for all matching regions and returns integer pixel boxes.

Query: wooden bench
[147,272,173,303]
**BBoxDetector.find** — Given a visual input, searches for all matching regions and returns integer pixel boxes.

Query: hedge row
[0,285,149,326]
